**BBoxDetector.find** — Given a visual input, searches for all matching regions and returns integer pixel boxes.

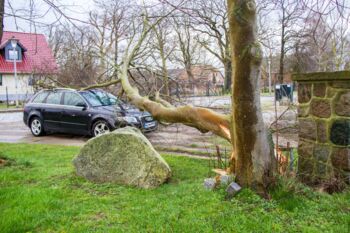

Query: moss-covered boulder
[73,127,171,188]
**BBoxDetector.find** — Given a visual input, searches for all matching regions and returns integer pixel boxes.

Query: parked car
[23,88,158,137]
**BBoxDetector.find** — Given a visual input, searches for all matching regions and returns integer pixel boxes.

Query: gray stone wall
[293,71,350,185]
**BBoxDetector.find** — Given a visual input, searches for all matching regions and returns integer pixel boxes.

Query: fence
[0,86,33,103]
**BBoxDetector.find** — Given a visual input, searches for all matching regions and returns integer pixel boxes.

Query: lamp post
[10,38,19,107]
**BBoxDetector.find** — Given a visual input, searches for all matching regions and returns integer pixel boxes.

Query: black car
[23,88,158,137]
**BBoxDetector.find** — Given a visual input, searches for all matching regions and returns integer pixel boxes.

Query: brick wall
[293,71,350,185]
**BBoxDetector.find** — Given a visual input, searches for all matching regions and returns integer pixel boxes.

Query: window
[5,43,22,61]
[63,92,86,106]
[80,90,120,107]
[8,50,19,60]
[45,92,63,105]
[32,92,49,103]
[80,92,103,107]
[0,75,2,86]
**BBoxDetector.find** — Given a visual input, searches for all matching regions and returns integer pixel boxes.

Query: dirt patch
[0,155,15,167]
[148,124,232,157]
[0,158,7,166]
[148,121,298,158]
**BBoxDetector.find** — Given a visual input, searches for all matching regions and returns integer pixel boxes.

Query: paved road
[0,112,88,146]
[0,96,297,148]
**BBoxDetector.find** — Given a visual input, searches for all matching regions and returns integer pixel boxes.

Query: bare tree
[48,25,101,88]
[189,0,232,91]
[331,15,350,71]
[271,0,306,83]
[287,4,350,73]
[150,7,175,96]
[171,15,202,93]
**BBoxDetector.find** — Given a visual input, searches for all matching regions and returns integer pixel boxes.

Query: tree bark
[228,0,276,196]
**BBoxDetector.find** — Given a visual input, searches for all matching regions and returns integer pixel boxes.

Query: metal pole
[13,48,19,107]
[6,86,9,108]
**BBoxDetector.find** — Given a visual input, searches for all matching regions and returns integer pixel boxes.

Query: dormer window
[0,38,26,61]
[6,46,22,61]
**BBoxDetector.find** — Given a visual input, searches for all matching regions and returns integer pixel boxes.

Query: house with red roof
[168,65,224,96]
[0,31,57,101]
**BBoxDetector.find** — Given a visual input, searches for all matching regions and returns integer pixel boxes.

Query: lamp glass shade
[10,39,17,49]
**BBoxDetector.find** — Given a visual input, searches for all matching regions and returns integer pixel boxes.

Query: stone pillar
[292,71,350,185]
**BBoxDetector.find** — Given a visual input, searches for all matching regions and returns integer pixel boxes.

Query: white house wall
[0,74,34,101]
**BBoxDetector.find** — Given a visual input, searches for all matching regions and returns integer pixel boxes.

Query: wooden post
[216,145,222,169]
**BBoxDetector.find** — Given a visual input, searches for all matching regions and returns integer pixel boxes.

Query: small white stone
[220,175,234,185]
[204,178,216,190]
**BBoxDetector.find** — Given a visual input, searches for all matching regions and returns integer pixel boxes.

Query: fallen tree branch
[109,5,232,141]
[80,79,121,91]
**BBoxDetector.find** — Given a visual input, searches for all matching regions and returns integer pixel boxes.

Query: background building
[0,31,57,102]
[168,65,225,96]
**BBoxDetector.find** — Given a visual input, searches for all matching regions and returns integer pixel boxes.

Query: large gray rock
[73,127,171,188]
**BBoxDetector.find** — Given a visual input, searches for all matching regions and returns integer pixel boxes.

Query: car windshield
[80,90,119,107]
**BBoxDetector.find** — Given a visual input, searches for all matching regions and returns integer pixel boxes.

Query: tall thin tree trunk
[160,46,170,96]
[224,59,232,91]
[185,64,194,95]
[228,0,276,196]
[278,25,285,84]
[113,34,119,80]
[0,0,4,42]
[162,67,170,96]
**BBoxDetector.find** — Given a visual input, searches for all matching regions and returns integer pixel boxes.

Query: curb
[0,108,23,113]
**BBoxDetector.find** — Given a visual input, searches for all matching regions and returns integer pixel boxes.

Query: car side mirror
[76,103,87,110]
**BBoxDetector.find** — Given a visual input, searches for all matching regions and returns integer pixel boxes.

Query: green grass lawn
[0,143,349,233]
[0,102,9,109]
[0,102,22,110]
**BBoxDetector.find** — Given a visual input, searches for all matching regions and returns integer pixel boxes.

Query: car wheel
[92,120,110,137]
[30,117,45,136]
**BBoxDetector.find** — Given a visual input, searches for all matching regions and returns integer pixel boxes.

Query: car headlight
[117,116,138,124]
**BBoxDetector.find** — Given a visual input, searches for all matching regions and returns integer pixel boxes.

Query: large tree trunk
[228,0,276,196]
